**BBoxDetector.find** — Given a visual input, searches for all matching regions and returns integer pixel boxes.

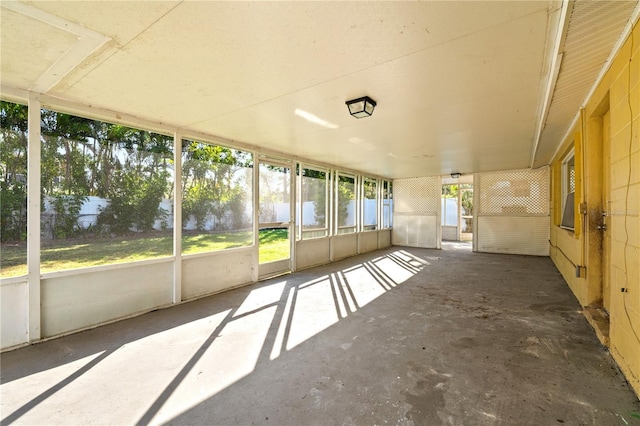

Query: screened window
[0,101,28,278]
[382,180,393,228]
[560,150,575,230]
[336,173,356,234]
[39,109,174,272]
[181,140,253,254]
[363,178,377,231]
[300,166,328,239]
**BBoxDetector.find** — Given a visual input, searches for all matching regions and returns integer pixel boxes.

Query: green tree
[0,101,28,242]
[181,141,251,231]
[96,129,172,234]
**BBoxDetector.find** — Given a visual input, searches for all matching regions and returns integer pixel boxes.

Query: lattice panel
[478,167,549,215]
[393,177,439,215]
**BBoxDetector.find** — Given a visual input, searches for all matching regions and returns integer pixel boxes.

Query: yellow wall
[550,22,640,396]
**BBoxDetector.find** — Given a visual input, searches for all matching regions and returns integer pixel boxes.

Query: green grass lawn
[258,228,289,263]
[0,229,290,278]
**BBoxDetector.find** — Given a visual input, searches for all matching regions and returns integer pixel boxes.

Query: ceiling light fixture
[346,96,377,118]
[451,172,462,178]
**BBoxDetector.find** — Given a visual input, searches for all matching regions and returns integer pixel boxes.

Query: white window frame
[335,171,357,235]
[361,177,378,231]
[298,164,329,240]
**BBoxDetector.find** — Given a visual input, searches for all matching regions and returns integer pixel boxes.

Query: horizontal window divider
[181,245,254,260]
[259,222,291,229]
[40,256,176,280]
[297,236,331,243]
[0,275,29,286]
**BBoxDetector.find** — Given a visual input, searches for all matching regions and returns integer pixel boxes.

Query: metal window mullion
[27,94,41,342]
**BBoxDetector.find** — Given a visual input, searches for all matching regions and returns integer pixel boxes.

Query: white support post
[290,162,297,272]
[27,94,41,342]
[252,154,260,283]
[472,174,480,252]
[172,132,182,304]
[436,176,442,249]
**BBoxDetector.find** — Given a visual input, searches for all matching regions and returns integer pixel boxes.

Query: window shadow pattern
[0,248,431,425]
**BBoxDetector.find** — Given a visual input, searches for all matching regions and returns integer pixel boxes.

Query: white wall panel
[359,231,379,254]
[378,229,391,248]
[296,238,330,270]
[392,215,438,248]
[41,260,173,338]
[182,248,254,300]
[332,234,358,260]
[477,216,550,255]
[392,176,440,248]
[1,279,29,349]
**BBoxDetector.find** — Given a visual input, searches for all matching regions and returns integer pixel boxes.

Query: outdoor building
[1,1,639,423]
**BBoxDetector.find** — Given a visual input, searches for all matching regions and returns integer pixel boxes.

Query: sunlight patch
[154,306,276,424]
[343,265,386,308]
[286,277,339,351]
[234,280,286,317]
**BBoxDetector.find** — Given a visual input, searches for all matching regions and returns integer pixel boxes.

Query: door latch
[597,223,607,231]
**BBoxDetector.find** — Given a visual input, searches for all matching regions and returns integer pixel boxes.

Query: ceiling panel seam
[60,1,183,96]
[2,2,111,93]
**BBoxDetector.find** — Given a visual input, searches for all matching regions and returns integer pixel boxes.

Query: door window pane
[259,163,290,263]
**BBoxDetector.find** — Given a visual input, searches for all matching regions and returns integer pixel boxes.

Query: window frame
[299,164,329,240]
[361,176,378,231]
[335,171,357,235]
[560,148,575,231]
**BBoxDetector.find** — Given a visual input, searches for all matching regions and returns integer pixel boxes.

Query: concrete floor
[2,245,639,425]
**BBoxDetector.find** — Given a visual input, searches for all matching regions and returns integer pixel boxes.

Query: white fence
[40,197,379,237]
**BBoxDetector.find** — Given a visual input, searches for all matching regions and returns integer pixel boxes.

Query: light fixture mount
[346,96,377,118]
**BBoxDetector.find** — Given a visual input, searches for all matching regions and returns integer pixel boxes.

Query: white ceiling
[1,1,638,179]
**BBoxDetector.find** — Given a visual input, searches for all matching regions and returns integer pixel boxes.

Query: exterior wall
[550,22,640,395]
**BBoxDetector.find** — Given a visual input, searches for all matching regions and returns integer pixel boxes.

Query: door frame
[256,157,295,279]
[601,109,611,313]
